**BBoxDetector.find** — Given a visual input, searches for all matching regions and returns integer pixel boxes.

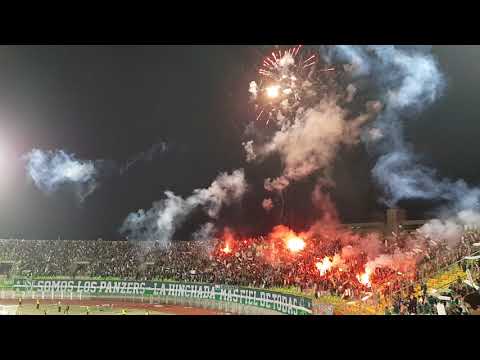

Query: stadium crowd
[0,228,479,315]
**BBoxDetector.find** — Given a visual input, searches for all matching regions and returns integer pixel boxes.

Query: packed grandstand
[1,226,479,315]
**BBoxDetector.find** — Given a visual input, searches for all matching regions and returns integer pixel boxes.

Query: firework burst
[250,45,336,125]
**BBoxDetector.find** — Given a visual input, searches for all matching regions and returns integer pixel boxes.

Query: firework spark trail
[252,45,324,123]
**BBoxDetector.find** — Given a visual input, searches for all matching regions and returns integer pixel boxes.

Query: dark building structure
[344,208,427,238]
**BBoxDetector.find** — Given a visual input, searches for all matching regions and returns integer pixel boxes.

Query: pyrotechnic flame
[286,236,306,253]
[222,244,232,254]
[315,256,333,276]
[220,228,237,255]
[356,268,372,288]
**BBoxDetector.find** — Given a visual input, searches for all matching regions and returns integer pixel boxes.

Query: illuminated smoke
[120,169,247,248]
[246,47,382,194]
[364,252,418,276]
[264,176,290,193]
[333,45,371,76]
[345,84,357,103]
[417,218,463,246]
[331,45,480,230]
[417,209,480,246]
[192,222,217,242]
[242,140,256,162]
[365,128,384,142]
[23,149,99,202]
[278,52,295,67]
[262,198,274,212]
[254,98,381,193]
[249,81,258,100]
[192,222,218,255]
[24,141,169,202]
[331,46,452,204]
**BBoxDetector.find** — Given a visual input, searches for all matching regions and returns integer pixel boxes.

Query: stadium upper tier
[0,239,209,282]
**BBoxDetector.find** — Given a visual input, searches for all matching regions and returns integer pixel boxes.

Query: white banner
[436,303,446,315]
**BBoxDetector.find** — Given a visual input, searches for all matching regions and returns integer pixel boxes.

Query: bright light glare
[266,85,280,98]
[222,244,232,254]
[286,236,305,253]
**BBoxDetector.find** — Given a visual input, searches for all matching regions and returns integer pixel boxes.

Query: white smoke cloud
[355,46,447,207]
[334,45,372,76]
[332,46,480,214]
[242,140,256,162]
[192,222,217,242]
[345,84,357,103]
[264,176,290,193]
[192,222,218,256]
[457,209,480,226]
[373,149,445,207]
[417,218,463,246]
[255,98,380,192]
[278,52,295,68]
[23,149,99,201]
[120,169,248,248]
[417,209,480,246]
[24,142,169,202]
[366,128,384,142]
[365,252,418,275]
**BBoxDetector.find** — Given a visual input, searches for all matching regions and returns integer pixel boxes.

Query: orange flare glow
[286,236,306,253]
[266,85,281,98]
[316,257,333,276]
[356,269,372,288]
[222,244,232,254]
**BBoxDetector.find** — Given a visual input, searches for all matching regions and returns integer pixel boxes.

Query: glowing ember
[286,236,306,253]
[315,257,333,276]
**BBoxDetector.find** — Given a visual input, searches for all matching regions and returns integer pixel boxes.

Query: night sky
[1,45,479,240]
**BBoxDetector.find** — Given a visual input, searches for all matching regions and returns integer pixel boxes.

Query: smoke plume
[417,209,480,246]
[23,149,100,202]
[329,45,480,231]
[192,222,217,242]
[120,169,248,248]
[23,141,169,202]
[331,47,451,203]
[248,98,381,193]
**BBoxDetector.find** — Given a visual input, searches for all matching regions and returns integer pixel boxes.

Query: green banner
[13,279,312,315]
